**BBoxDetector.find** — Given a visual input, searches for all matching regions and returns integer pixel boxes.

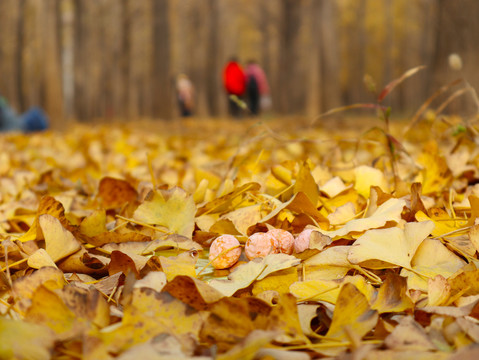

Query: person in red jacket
[223,57,246,117]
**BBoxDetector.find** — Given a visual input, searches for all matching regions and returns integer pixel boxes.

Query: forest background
[0,0,478,129]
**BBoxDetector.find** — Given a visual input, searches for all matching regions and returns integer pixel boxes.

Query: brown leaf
[108,250,140,278]
[163,275,224,310]
[97,176,138,209]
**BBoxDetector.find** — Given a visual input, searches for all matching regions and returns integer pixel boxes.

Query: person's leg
[250,92,260,115]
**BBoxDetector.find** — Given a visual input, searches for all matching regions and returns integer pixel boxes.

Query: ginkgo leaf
[294,161,319,206]
[133,187,196,237]
[354,165,389,198]
[327,202,356,225]
[252,267,298,295]
[325,283,378,340]
[320,176,351,198]
[208,254,300,297]
[97,176,138,209]
[39,214,81,262]
[384,316,435,351]
[222,203,264,236]
[79,209,107,237]
[428,275,451,306]
[304,246,352,280]
[415,209,466,237]
[290,275,376,305]
[371,273,414,313]
[25,285,81,336]
[0,317,55,360]
[159,252,197,281]
[27,248,57,269]
[18,195,74,243]
[348,221,434,269]
[401,238,466,292]
[317,198,406,239]
[162,275,224,310]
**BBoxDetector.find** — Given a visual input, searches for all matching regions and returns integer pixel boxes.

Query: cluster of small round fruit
[208,228,315,269]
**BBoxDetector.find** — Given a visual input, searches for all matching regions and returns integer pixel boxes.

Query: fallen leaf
[325,283,378,340]
[384,316,435,351]
[209,254,300,297]
[133,187,196,237]
[97,176,138,209]
[348,221,435,269]
[39,214,81,262]
[371,273,414,313]
[354,165,389,198]
[159,251,197,281]
[317,198,406,239]
[27,248,57,269]
[0,317,55,360]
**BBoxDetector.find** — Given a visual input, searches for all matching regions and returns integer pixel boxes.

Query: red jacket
[223,62,246,96]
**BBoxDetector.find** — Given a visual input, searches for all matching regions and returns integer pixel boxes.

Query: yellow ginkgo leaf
[371,273,414,313]
[39,214,81,262]
[133,187,196,237]
[401,238,466,292]
[428,275,451,306]
[79,209,107,237]
[348,221,435,269]
[0,317,55,360]
[415,210,466,237]
[325,283,378,340]
[317,198,406,239]
[290,275,376,305]
[27,249,57,270]
[354,165,389,198]
[304,246,352,280]
[320,176,350,198]
[159,252,197,282]
[327,202,356,225]
[294,161,319,206]
[209,254,300,297]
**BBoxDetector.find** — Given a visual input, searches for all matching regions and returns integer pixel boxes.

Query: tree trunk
[307,0,322,116]
[43,0,64,127]
[205,0,220,117]
[152,0,171,119]
[319,0,341,111]
[0,0,23,110]
[278,0,302,114]
[431,0,479,115]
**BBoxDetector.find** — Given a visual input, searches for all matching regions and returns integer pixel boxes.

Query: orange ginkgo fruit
[245,232,279,260]
[209,235,242,269]
[267,229,294,255]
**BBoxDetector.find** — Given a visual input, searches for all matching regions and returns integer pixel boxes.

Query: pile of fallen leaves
[2,116,479,359]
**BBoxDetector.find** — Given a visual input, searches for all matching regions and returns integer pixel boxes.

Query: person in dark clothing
[0,95,49,132]
[246,72,260,115]
[223,57,247,118]
[245,60,271,116]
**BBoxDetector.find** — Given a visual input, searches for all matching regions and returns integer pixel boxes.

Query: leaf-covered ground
[2,115,479,359]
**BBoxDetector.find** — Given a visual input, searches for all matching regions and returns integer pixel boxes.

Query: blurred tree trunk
[186,2,207,116]
[0,0,23,110]
[206,0,220,117]
[431,0,479,115]
[73,1,103,120]
[319,0,341,111]
[43,0,64,127]
[307,0,322,116]
[345,0,367,105]
[382,0,395,105]
[278,0,302,114]
[60,0,75,120]
[152,0,171,120]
